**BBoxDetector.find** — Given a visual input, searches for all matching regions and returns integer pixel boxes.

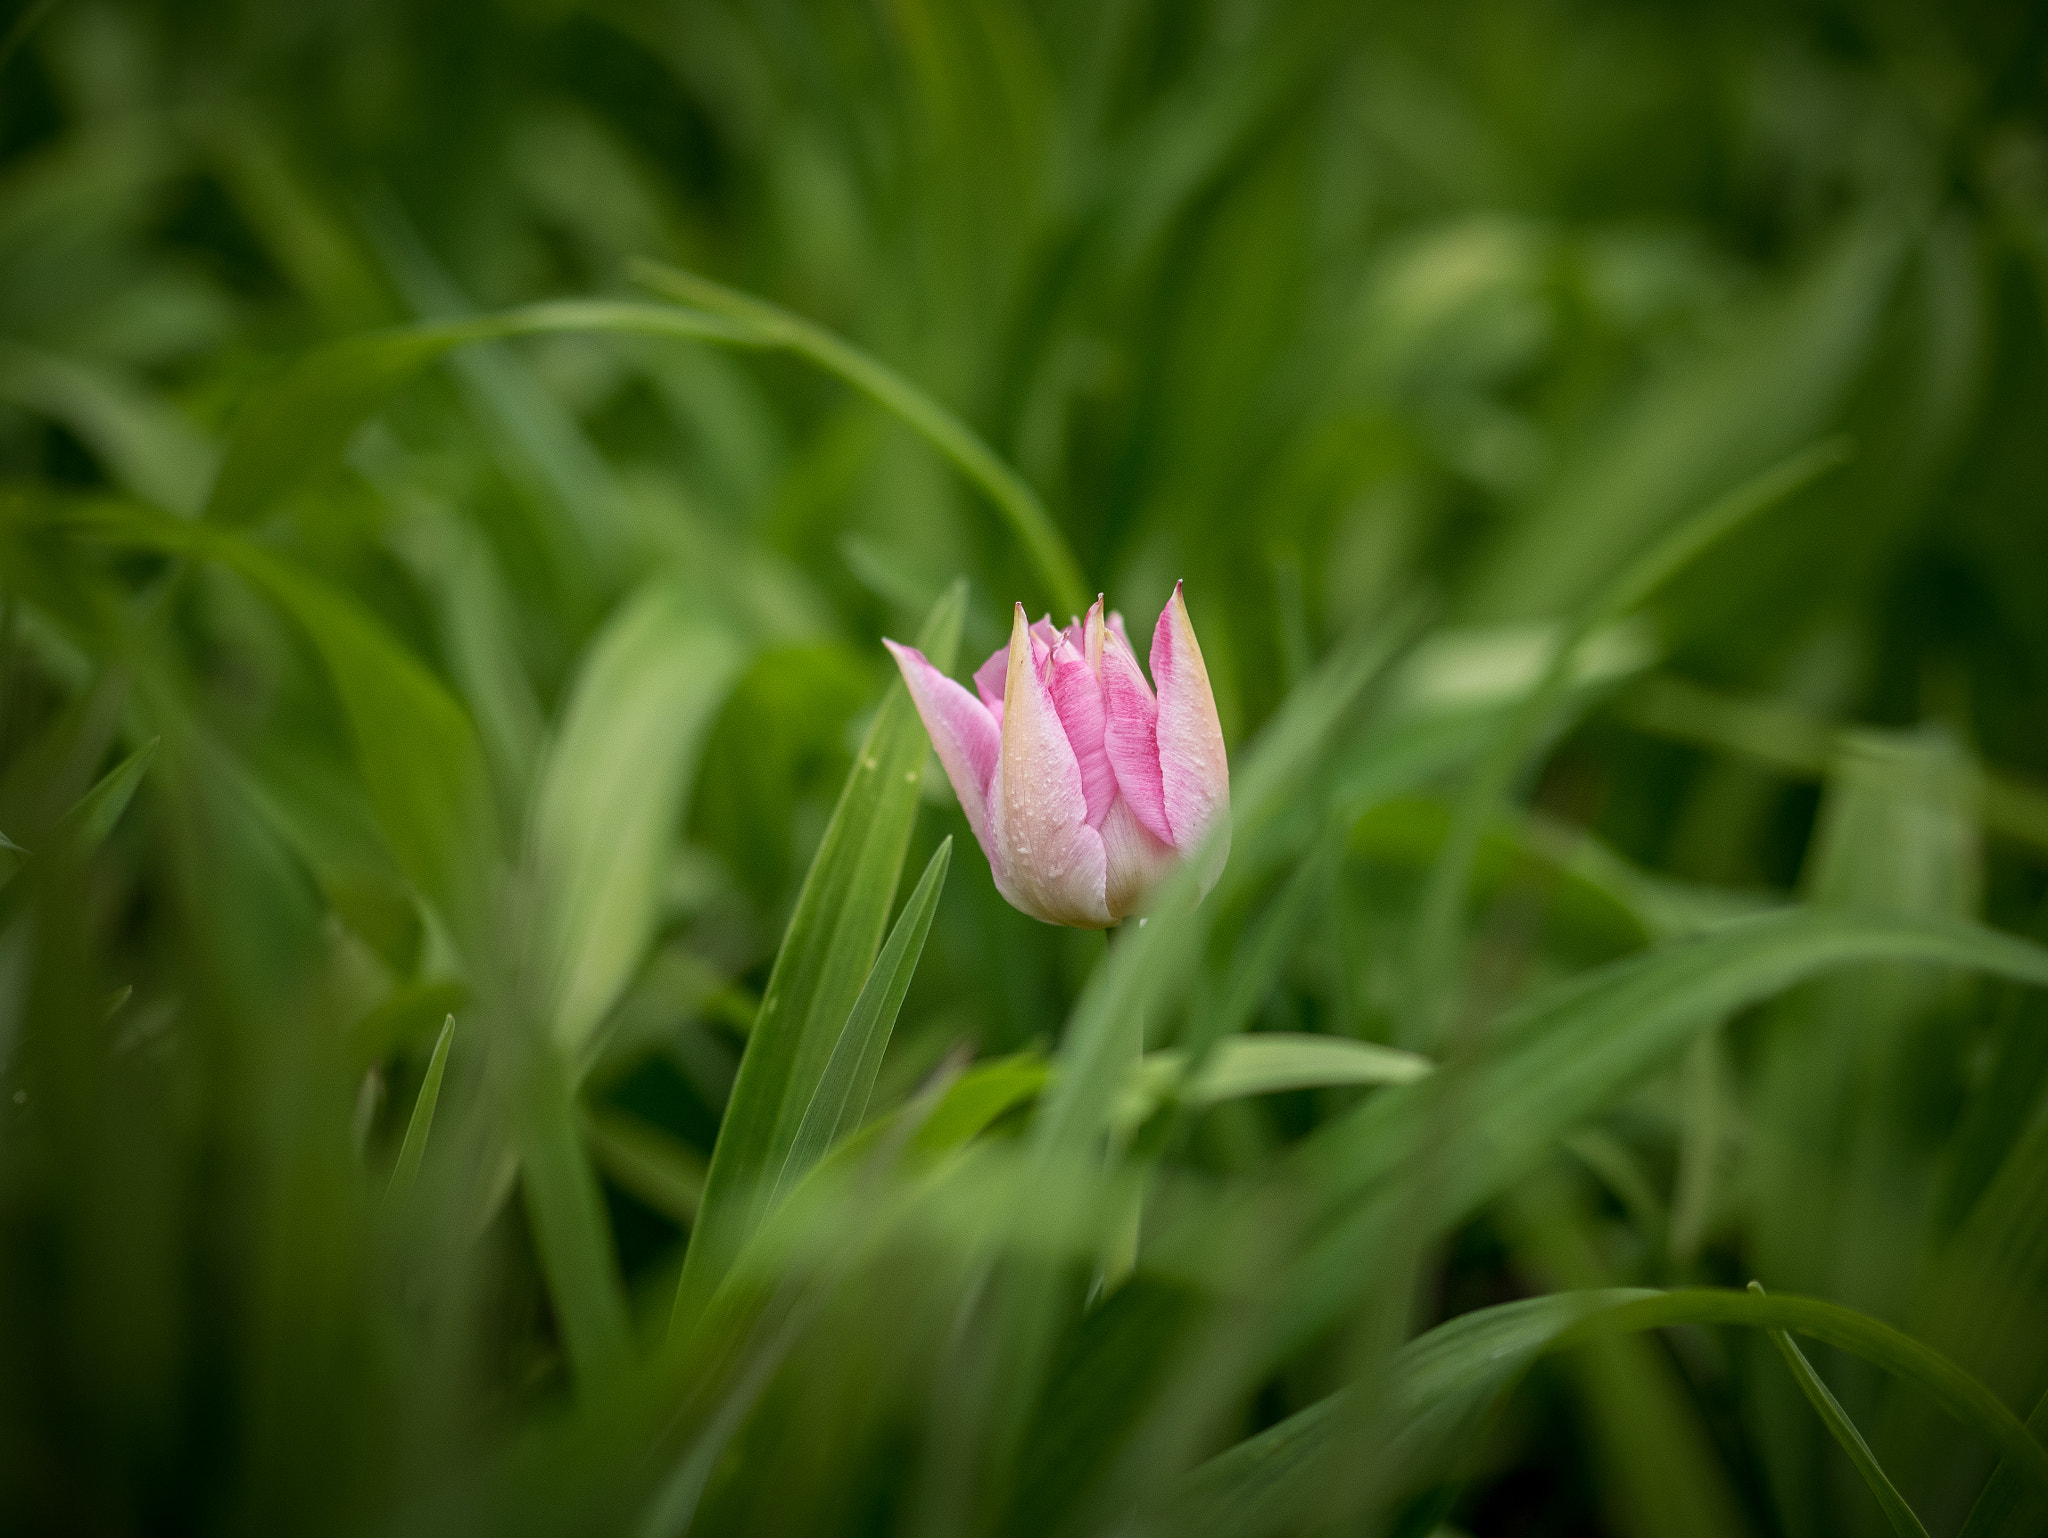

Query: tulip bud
[884,583,1230,928]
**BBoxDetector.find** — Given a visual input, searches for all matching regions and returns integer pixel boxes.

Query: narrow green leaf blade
[671,581,964,1335]
[1749,1282,1931,1538]
[776,835,952,1204]
[220,539,499,932]
[1960,1390,2048,1538]
[386,1015,454,1203]
[1289,908,2048,1356]
[61,734,158,853]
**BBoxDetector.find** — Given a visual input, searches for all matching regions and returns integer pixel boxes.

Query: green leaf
[1961,1390,2048,1538]
[1032,607,1424,1165]
[670,581,965,1337]
[59,498,499,932]
[1175,1034,1431,1104]
[512,1038,633,1389]
[385,1015,454,1204]
[908,1053,1049,1159]
[1749,1282,1930,1538]
[1411,437,1849,1037]
[533,581,747,1059]
[1468,211,1903,620]
[1157,1290,1653,1537]
[60,735,158,853]
[1289,908,2048,1354]
[220,540,499,932]
[1165,1287,2047,1537]
[348,978,466,1071]
[0,342,216,514]
[775,835,952,1205]
[629,261,1089,619]
[203,301,760,527]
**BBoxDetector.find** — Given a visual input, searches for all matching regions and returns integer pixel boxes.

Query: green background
[3,2,2046,1534]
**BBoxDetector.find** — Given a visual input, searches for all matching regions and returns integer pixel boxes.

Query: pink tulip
[884,584,1230,928]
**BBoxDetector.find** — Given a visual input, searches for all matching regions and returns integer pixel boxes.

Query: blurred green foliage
[4,1,2048,1534]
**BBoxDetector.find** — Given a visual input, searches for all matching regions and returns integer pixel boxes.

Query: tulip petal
[883,639,1000,862]
[1047,608,1115,828]
[1101,621,1173,847]
[971,644,1007,728]
[994,604,1110,927]
[1150,581,1231,880]
[1082,600,1105,675]
[1101,794,1177,920]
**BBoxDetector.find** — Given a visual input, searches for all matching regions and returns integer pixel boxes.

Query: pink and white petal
[1107,610,1133,653]
[1028,616,1060,681]
[993,604,1110,927]
[1100,794,1178,921]
[1047,633,1115,828]
[1100,623,1173,846]
[973,645,1008,726]
[1150,582,1230,861]
[884,640,1001,860]
[1081,598,1105,676]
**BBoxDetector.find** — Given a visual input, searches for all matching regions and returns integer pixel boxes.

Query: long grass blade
[1749,1281,1931,1538]
[776,835,952,1205]
[386,1014,454,1203]
[61,735,159,853]
[670,582,965,1338]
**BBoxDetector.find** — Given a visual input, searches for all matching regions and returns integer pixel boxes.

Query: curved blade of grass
[775,835,952,1206]
[629,259,1088,618]
[203,300,761,527]
[1410,437,1850,1036]
[385,1014,454,1204]
[1749,1281,1930,1538]
[670,581,965,1340]
[1163,1287,2046,1537]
